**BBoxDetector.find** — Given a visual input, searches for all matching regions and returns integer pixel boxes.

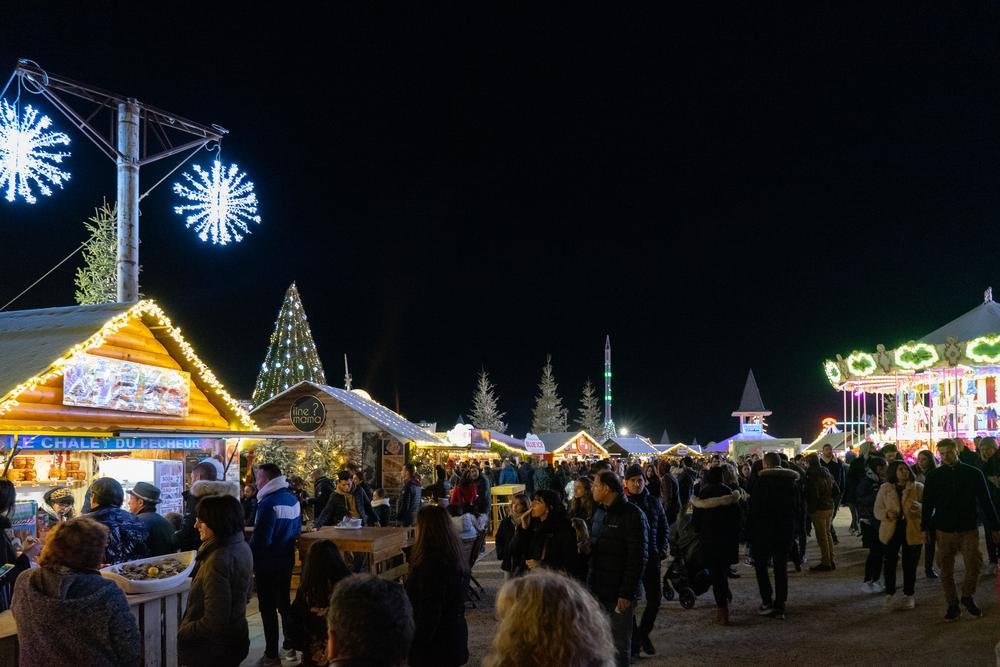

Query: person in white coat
[874,460,924,610]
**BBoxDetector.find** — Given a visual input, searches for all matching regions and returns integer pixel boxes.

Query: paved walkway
[242,513,1000,666]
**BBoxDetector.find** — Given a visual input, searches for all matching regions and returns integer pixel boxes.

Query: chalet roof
[0,302,134,402]
[603,436,659,455]
[536,431,606,454]
[0,301,254,429]
[733,369,770,415]
[252,381,444,445]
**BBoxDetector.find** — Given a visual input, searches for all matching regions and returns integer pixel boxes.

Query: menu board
[63,353,190,416]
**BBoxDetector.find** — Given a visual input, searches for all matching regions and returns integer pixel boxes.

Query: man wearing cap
[128,482,177,556]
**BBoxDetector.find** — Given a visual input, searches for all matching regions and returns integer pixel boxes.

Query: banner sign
[470,429,491,450]
[63,353,190,417]
[524,433,545,454]
[15,435,218,450]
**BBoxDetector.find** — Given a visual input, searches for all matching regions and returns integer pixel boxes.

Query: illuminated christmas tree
[251,282,326,406]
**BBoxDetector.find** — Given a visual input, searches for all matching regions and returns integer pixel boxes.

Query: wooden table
[299,527,411,580]
[0,579,190,667]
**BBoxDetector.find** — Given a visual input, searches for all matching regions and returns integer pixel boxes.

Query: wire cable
[138,142,210,201]
[0,242,86,312]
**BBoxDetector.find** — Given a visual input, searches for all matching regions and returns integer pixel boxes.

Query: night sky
[3,6,1000,443]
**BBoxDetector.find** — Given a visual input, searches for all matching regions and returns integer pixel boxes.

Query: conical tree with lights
[251,283,327,407]
[470,369,507,433]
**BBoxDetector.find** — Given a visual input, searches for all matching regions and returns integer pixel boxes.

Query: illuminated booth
[250,380,445,495]
[0,301,266,538]
[535,430,608,462]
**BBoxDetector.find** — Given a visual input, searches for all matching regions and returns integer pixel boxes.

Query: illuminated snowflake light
[0,101,71,204]
[172,160,260,245]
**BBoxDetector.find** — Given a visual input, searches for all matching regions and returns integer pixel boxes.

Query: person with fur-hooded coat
[176,464,241,552]
[691,467,746,624]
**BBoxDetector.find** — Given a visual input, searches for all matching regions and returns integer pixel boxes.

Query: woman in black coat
[509,490,580,575]
[178,495,254,667]
[691,466,743,625]
[405,505,469,667]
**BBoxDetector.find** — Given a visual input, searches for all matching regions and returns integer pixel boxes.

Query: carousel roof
[824,290,1000,391]
[921,298,1000,344]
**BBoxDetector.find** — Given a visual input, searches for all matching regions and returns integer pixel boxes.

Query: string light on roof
[0,100,71,204]
[172,159,260,245]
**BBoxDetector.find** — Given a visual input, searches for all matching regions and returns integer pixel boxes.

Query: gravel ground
[467,513,999,666]
[242,513,999,666]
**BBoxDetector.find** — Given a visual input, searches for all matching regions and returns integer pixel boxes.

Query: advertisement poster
[381,439,405,494]
[63,353,190,416]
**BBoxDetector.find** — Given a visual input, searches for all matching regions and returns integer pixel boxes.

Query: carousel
[824,288,1000,458]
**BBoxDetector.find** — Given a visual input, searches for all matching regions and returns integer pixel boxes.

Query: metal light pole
[14,60,227,303]
[117,100,140,302]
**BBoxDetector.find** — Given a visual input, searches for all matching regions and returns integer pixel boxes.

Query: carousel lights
[894,342,939,370]
[846,351,876,377]
[824,360,842,385]
[966,334,1000,364]
[0,300,256,430]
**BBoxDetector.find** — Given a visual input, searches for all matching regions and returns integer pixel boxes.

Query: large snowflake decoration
[0,100,71,204]
[172,160,261,245]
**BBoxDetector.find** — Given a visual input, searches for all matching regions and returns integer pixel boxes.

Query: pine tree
[531,354,568,433]
[251,282,327,407]
[74,200,119,305]
[575,379,603,438]
[469,369,507,433]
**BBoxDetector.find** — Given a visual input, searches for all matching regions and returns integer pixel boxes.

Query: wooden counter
[299,526,411,580]
[0,579,190,667]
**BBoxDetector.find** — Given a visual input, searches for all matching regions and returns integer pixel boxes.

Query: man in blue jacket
[250,463,302,666]
[499,458,520,485]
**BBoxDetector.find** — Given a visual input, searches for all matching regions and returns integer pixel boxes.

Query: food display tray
[100,550,197,594]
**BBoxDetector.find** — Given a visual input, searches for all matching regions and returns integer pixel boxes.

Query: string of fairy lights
[0,300,257,430]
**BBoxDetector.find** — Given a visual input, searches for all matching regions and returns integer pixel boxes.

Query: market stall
[250,380,444,496]
[536,430,608,463]
[823,290,1000,457]
[0,301,272,535]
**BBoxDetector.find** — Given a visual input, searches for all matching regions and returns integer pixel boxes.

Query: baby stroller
[662,507,712,609]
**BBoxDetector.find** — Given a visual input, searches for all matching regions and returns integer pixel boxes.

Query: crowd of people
[2,435,1000,666]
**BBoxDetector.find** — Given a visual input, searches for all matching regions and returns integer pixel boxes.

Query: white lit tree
[469,369,507,433]
[531,354,568,434]
[575,379,603,439]
[251,283,326,406]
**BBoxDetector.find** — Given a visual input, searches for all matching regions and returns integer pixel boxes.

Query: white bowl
[101,550,197,595]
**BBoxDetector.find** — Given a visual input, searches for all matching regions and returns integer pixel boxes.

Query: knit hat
[624,464,645,481]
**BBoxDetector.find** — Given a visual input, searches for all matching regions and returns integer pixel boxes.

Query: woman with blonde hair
[483,570,615,667]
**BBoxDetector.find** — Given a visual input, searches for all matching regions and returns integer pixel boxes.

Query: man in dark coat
[589,470,648,667]
[846,441,875,535]
[748,452,799,619]
[676,456,696,508]
[88,477,149,565]
[315,471,379,527]
[396,464,422,527]
[518,459,535,495]
[819,443,846,544]
[922,438,1000,621]
[126,482,176,556]
[309,468,335,522]
[624,465,667,658]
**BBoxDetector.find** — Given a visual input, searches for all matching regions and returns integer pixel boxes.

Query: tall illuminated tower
[604,335,616,438]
